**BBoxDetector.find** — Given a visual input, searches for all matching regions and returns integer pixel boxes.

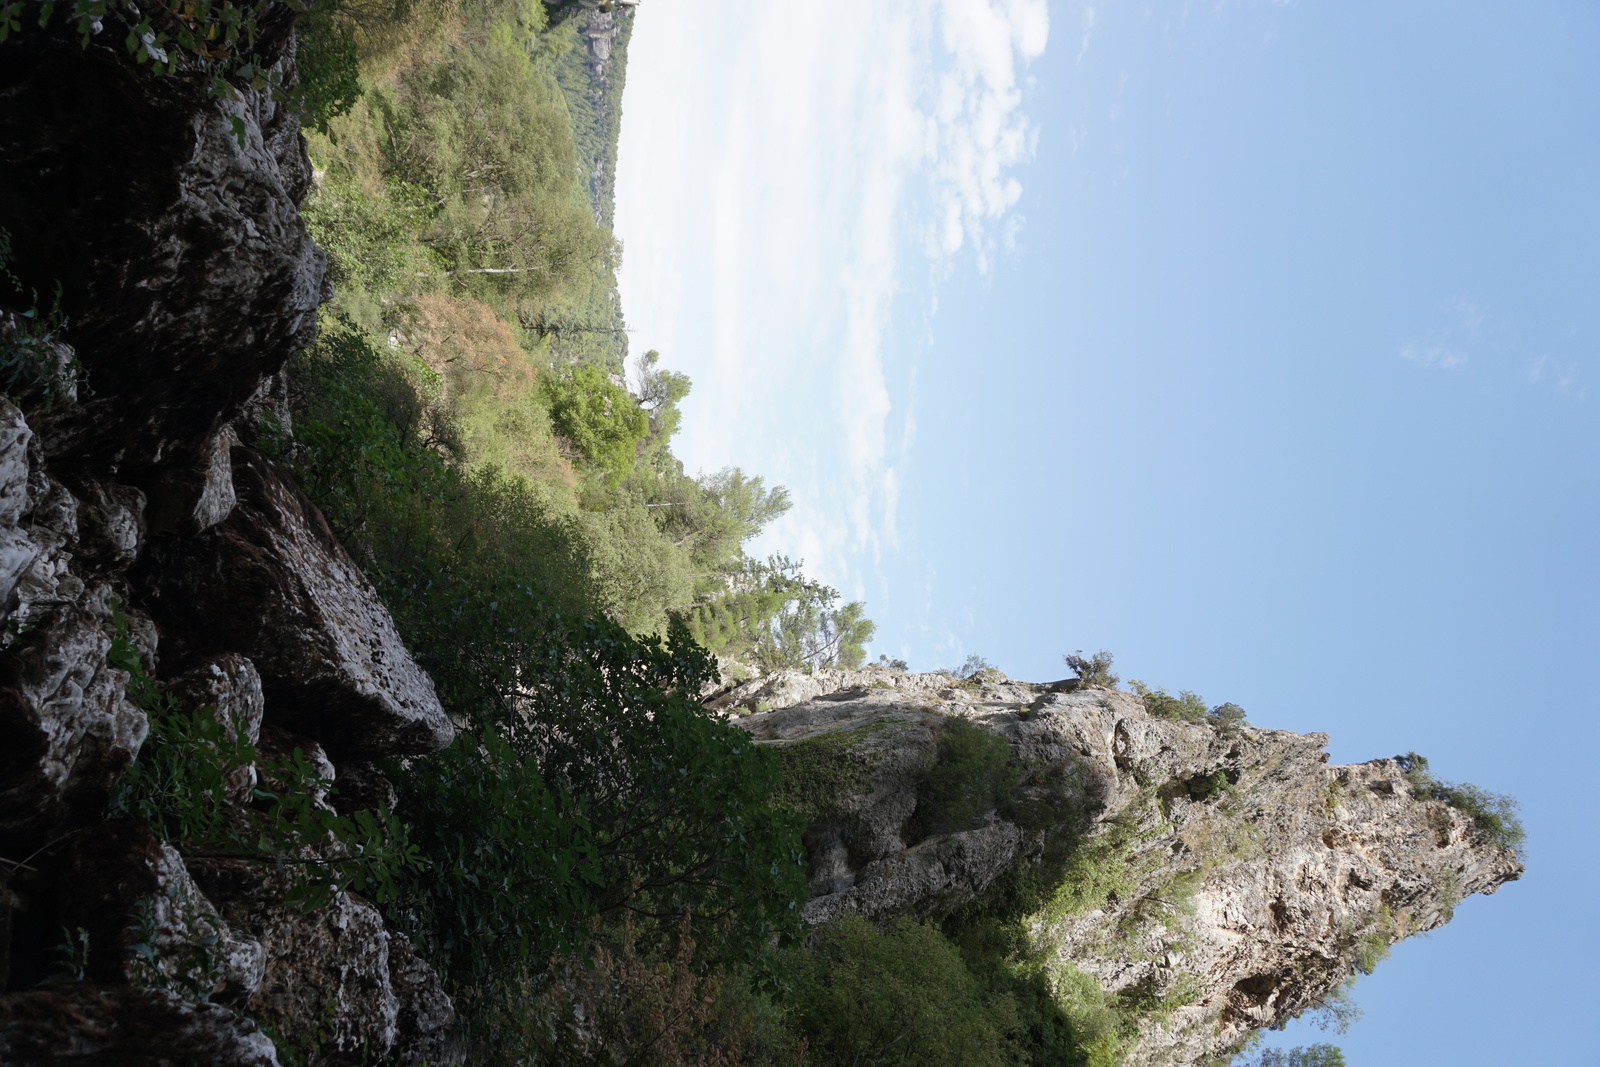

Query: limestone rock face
[733,668,1523,1067]
[0,577,145,847]
[138,447,452,761]
[0,29,325,474]
[56,821,266,1002]
[0,27,455,1067]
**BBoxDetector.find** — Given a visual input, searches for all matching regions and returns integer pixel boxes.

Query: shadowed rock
[0,985,281,1066]
[140,448,451,761]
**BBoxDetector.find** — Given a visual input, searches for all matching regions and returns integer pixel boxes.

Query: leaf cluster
[1396,753,1525,858]
[0,0,359,141]
[1129,680,1250,736]
[1063,649,1118,689]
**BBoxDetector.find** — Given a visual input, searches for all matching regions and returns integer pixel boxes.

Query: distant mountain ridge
[548,0,637,230]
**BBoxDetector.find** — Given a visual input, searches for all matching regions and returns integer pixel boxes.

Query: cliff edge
[724,668,1523,1066]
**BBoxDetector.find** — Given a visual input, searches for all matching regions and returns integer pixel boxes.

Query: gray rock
[0,985,281,1066]
[0,30,324,473]
[140,448,452,761]
[733,672,1524,1067]
[71,478,147,570]
[57,821,265,1001]
[190,857,453,1066]
[0,581,144,846]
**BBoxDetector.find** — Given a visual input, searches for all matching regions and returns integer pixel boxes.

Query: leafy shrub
[1130,681,1208,722]
[788,916,1017,1067]
[1397,753,1525,858]
[1130,681,1251,735]
[772,724,881,820]
[1063,649,1118,688]
[949,653,996,680]
[540,361,648,481]
[476,914,751,1067]
[0,228,77,408]
[911,717,1015,839]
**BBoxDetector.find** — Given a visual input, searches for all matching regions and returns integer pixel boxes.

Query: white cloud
[1398,342,1466,370]
[1529,354,1585,399]
[615,0,1048,595]
[1397,298,1481,371]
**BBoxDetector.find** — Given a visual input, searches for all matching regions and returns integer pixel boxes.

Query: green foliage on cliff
[784,916,1019,1067]
[280,314,808,993]
[106,609,417,912]
[1398,753,1526,858]
[912,717,1016,838]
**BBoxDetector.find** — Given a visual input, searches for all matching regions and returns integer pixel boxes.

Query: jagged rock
[0,24,459,1067]
[145,426,241,536]
[0,985,281,1066]
[139,448,451,761]
[734,671,1524,1066]
[329,762,398,817]
[0,399,39,613]
[0,580,143,847]
[0,29,325,474]
[386,931,460,1067]
[707,664,962,715]
[188,857,453,1066]
[57,821,265,1001]
[70,478,147,570]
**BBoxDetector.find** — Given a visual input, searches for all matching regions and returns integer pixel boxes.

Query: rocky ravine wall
[0,30,454,1067]
[716,668,1523,1067]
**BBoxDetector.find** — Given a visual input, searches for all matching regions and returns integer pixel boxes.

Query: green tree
[541,361,649,481]
[789,916,1017,1067]
[1064,649,1119,688]
[688,556,875,672]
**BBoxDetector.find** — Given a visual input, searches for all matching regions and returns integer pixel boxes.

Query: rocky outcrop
[137,446,451,761]
[732,668,1523,1067]
[0,986,282,1067]
[0,25,325,474]
[0,24,454,1067]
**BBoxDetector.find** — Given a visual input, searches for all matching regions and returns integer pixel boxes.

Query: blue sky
[615,2,1599,1062]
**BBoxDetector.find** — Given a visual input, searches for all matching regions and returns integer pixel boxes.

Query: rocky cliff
[0,26,453,1067]
[719,668,1523,1066]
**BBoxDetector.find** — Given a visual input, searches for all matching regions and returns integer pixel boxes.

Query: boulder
[140,448,451,761]
[0,581,144,848]
[56,821,265,1002]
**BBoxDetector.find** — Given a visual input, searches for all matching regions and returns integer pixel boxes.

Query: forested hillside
[296,0,873,661]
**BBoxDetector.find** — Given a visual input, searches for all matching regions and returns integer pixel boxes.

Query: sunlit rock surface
[732,667,1523,1066]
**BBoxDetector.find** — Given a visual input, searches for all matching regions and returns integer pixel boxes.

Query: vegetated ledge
[723,667,1524,1067]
